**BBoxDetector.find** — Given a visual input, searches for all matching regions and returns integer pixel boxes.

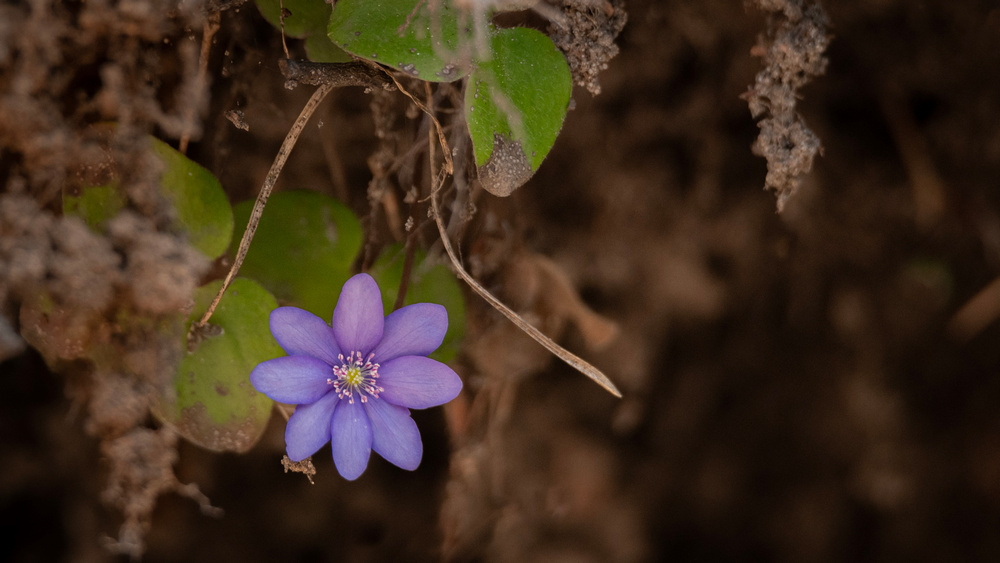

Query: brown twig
[192,62,399,332]
[418,84,622,398]
[394,231,419,311]
[387,74,453,175]
[179,12,221,155]
[879,84,947,229]
[948,275,1000,341]
[278,0,290,59]
[279,59,395,90]
[193,82,334,331]
[429,185,622,398]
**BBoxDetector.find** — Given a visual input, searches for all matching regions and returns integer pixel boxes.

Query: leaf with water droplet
[465,27,572,196]
[157,278,283,453]
[328,0,479,82]
[231,190,362,318]
[369,244,465,363]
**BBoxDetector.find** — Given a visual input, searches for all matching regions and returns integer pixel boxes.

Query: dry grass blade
[193,82,335,332]
[430,190,622,398]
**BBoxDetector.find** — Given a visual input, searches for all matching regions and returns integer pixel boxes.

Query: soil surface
[3,0,1000,561]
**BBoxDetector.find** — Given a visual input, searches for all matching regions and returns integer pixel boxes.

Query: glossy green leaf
[465,27,572,196]
[149,138,234,258]
[160,278,283,453]
[329,0,477,82]
[369,244,465,363]
[63,183,126,231]
[231,190,362,318]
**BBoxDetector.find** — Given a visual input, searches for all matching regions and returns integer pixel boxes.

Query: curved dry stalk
[193,82,335,331]
[429,190,622,398]
[414,81,620,398]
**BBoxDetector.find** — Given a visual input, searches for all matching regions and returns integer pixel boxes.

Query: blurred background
[3,0,1000,561]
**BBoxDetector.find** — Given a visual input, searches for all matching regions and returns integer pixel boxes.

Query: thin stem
[193,82,334,330]
[429,189,622,398]
[418,85,621,398]
[179,12,221,155]
[278,0,290,59]
[394,231,418,311]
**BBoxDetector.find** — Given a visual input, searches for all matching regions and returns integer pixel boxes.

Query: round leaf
[256,0,352,62]
[305,32,353,63]
[63,183,126,231]
[149,137,234,258]
[369,244,465,363]
[64,135,233,259]
[256,0,333,39]
[329,0,478,82]
[465,27,572,196]
[160,278,283,453]
[231,190,362,318]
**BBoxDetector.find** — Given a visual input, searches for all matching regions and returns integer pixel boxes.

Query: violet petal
[249,356,334,405]
[377,356,463,409]
[269,307,341,365]
[284,391,338,461]
[332,273,384,355]
[371,303,448,363]
[330,398,372,480]
[364,399,422,471]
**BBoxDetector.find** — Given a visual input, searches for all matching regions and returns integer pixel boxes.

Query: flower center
[328,351,382,404]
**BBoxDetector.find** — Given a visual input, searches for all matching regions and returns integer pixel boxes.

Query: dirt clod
[745,0,829,211]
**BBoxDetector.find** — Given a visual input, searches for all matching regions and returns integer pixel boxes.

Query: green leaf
[256,0,351,62]
[159,278,283,453]
[63,183,126,231]
[256,0,332,39]
[369,244,465,363]
[149,138,234,258]
[64,135,233,259]
[304,32,352,63]
[231,190,362,318]
[465,27,572,196]
[329,0,477,82]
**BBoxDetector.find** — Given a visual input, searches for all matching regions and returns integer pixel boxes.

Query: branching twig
[388,74,453,175]
[279,59,395,90]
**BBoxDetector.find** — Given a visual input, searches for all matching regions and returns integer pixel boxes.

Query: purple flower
[249,273,462,480]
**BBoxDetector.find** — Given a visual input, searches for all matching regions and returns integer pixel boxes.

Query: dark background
[3,0,1000,561]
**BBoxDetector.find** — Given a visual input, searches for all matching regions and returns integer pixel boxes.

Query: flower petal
[371,303,448,363]
[269,307,341,365]
[332,273,384,354]
[364,399,422,471]
[249,356,334,404]
[284,391,338,461]
[377,356,463,409]
[330,398,372,480]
